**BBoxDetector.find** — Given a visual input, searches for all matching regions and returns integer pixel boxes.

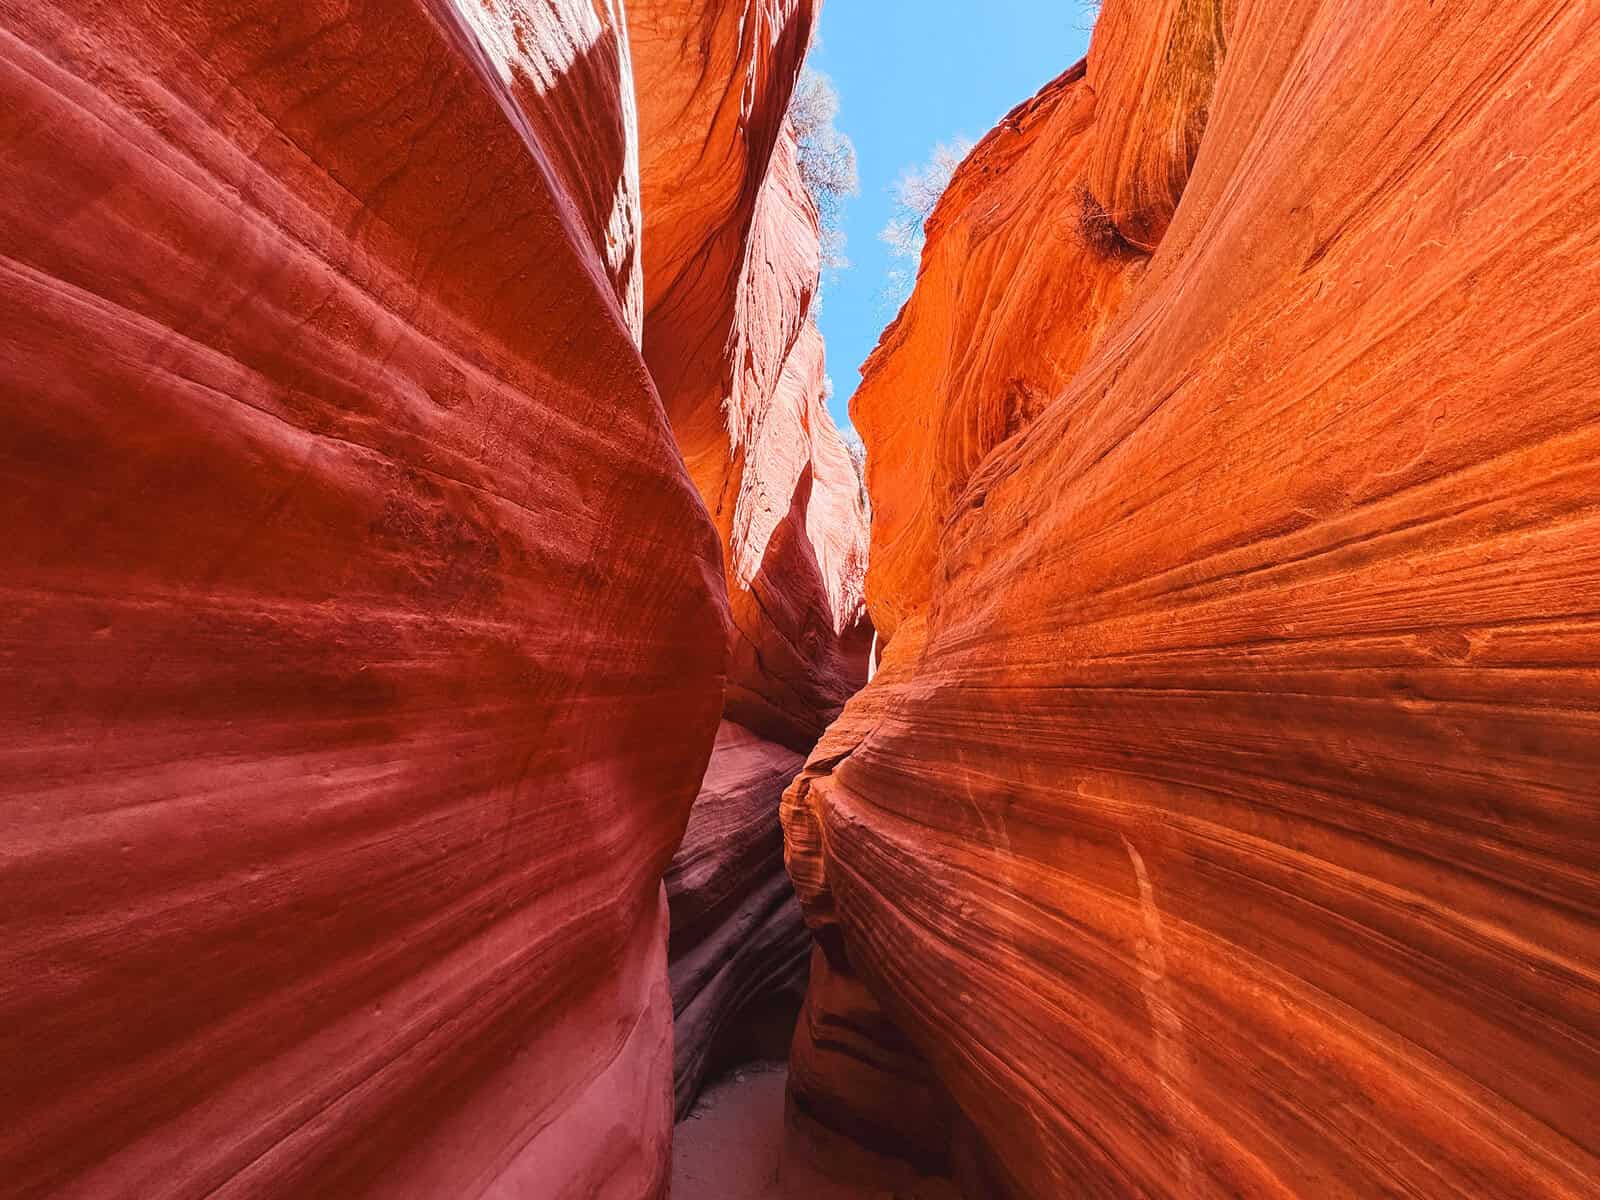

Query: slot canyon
[0,0,1596,1197]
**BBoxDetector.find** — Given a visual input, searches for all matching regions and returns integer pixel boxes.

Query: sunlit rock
[784,0,1600,1195]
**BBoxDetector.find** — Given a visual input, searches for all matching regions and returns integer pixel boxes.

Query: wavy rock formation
[666,722,810,1115]
[631,0,818,527]
[629,0,871,1115]
[0,2,728,1197]
[632,0,869,752]
[712,128,872,752]
[786,0,1600,1196]
[854,59,1141,642]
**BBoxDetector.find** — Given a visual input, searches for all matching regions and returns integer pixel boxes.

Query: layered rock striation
[0,0,870,1191]
[0,2,728,1197]
[665,722,810,1115]
[786,0,1600,1196]
[632,0,869,754]
[628,0,871,1114]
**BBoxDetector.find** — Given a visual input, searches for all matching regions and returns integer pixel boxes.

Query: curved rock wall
[631,0,818,505]
[666,722,810,1115]
[0,2,728,1197]
[628,0,871,1114]
[632,0,869,752]
[855,60,1143,642]
[786,0,1600,1195]
[717,129,871,751]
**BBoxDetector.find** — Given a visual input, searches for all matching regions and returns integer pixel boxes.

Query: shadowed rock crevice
[624,0,872,1127]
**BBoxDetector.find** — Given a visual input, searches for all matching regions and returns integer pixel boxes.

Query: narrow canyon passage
[2,0,1598,1199]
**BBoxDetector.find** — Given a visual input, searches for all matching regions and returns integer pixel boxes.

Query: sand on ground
[671,1062,789,1199]
[671,1063,960,1200]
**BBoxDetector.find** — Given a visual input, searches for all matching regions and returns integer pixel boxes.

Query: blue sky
[808,1,1094,434]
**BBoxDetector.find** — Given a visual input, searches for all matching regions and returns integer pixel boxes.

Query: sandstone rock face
[855,60,1142,642]
[631,0,869,751]
[666,722,810,1115]
[0,2,728,1197]
[716,133,872,750]
[629,0,870,1114]
[630,0,817,485]
[786,0,1600,1196]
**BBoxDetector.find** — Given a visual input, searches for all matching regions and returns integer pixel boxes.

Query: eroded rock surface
[629,0,871,1114]
[786,0,1600,1196]
[667,723,810,1116]
[632,0,869,750]
[0,2,726,1197]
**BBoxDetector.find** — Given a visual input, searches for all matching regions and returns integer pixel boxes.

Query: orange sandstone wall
[632,0,870,752]
[786,0,1600,1196]
[0,2,726,1197]
[629,0,871,1113]
[631,0,819,521]
[854,60,1142,642]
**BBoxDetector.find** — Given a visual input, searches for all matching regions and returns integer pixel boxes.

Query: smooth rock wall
[0,2,726,1196]
[629,0,871,1112]
[785,0,1600,1195]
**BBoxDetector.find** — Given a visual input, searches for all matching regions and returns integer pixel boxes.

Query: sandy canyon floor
[673,1063,961,1200]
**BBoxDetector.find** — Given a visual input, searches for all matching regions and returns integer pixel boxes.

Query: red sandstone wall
[0,2,727,1196]
[631,0,870,751]
[628,1,871,1114]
